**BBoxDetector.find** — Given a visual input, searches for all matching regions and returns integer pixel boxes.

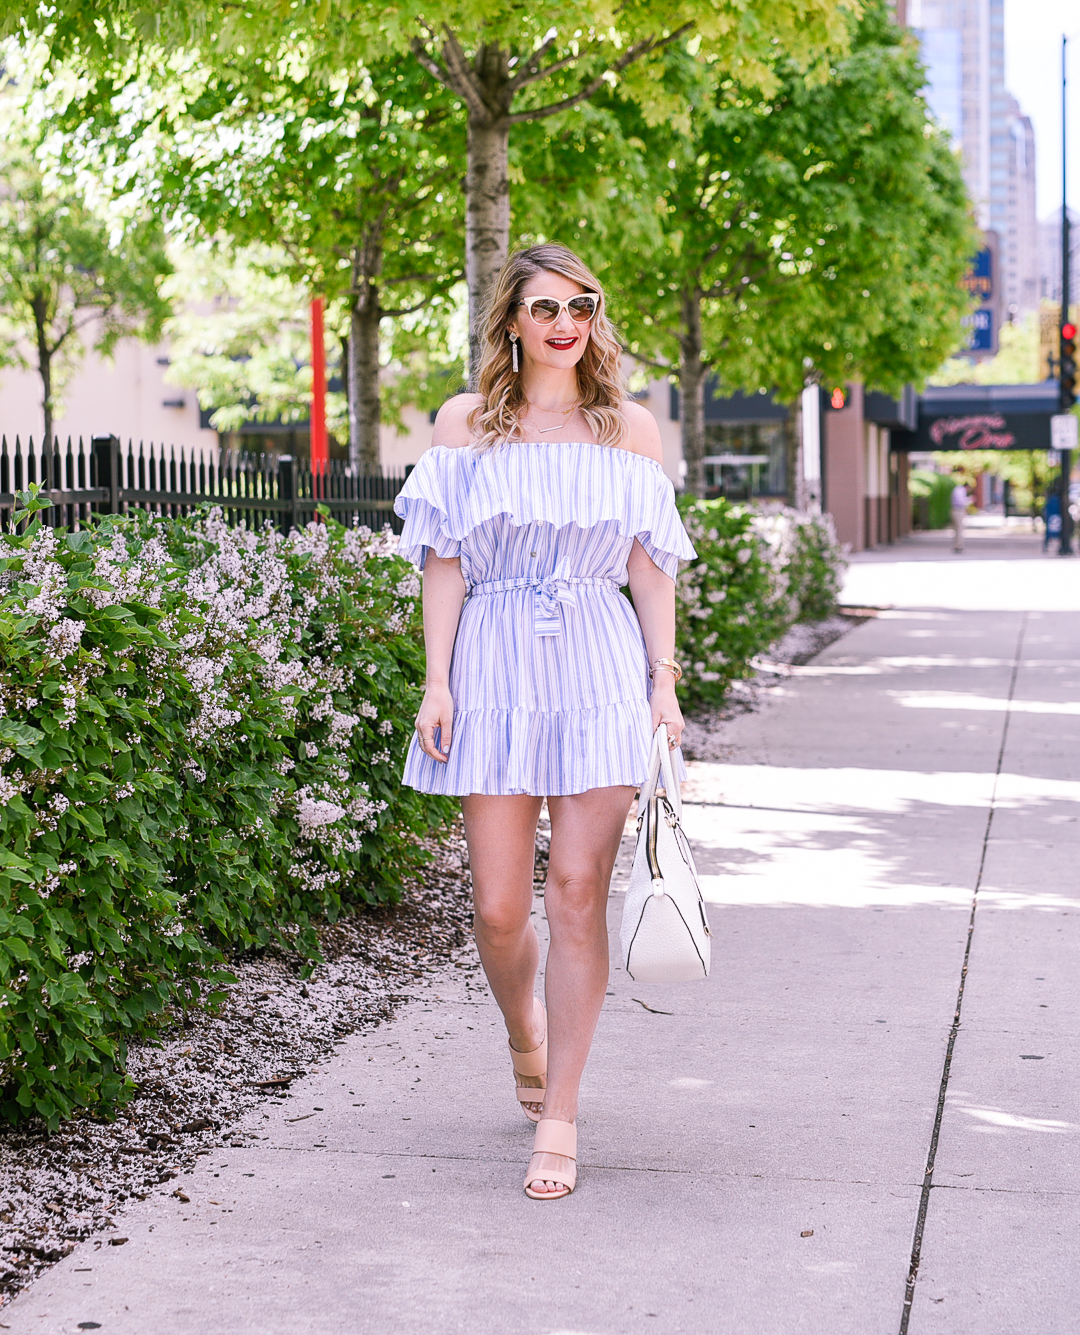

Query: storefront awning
[891,383,1064,451]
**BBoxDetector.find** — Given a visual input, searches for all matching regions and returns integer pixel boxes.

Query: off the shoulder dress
[393,440,697,796]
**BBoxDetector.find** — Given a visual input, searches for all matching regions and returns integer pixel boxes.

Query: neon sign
[928,414,1016,450]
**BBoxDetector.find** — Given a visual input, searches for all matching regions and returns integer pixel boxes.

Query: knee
[473,898,531,944]
[545,870,606,931]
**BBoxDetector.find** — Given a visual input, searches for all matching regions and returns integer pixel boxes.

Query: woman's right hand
[415,684,455,763]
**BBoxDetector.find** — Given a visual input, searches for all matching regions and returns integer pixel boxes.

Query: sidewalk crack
[898,612,1027,1332]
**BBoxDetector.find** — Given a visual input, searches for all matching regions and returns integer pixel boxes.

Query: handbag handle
[637,723,682,821]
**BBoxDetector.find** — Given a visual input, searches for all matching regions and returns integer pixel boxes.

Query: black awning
[891,382,1064,451]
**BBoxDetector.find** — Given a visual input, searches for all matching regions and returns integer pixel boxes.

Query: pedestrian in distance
[1043,489,1062,551]
[393,243,696,1201]
[950,469,970,553]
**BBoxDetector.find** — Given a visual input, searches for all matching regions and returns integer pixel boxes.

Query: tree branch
[438,27,494,121]
[381,296,440,319]
[409,37,453,90]
[507,24,694,125]
[506,36,570,92]
[623,346,677,374]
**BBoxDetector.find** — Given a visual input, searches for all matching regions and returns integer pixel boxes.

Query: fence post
[278,454,299,534]
[91,435,120,515]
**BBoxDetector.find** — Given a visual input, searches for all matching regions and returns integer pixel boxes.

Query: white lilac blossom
[21,526,66,622]
[5,505,420,935]
[295,789,348,838]
[46,617,84,659]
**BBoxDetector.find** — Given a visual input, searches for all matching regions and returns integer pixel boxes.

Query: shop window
[702,421,787,499]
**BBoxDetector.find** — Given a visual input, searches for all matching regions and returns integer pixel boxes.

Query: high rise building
[1039,208,1079,304]
[906,0,1039,321]
[1003,97,1039,317]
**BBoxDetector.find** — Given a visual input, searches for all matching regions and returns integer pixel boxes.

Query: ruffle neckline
[427,440,666,465]
[393,439,696,576]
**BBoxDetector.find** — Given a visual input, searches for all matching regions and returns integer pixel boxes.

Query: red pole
[310,296,328,493]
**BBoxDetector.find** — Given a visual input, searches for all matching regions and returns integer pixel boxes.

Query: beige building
[0,339,218,459]
[0,332,918,554]
[0,338,686,486]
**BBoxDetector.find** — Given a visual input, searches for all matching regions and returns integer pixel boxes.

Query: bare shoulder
[431,393,484,449]
[612,400,664,465]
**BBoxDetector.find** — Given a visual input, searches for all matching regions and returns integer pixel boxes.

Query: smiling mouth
[545,336,578,349]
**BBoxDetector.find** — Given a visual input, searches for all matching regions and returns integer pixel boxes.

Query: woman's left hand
[650,675,684,750]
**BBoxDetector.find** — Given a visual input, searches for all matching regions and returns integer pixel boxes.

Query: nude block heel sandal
[524,1119,577,1200]
[509,998,547,1123]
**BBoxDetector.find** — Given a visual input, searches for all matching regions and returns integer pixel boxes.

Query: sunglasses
[513,293,600,325]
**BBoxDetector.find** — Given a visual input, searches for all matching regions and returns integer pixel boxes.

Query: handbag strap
[637,723,683,821]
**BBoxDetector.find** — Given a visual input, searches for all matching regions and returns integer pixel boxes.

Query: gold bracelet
[650,657,683,683]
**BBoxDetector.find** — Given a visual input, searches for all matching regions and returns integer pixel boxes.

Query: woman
[393,242,695,1200]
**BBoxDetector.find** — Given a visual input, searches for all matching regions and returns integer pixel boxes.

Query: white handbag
[620,723,711,984]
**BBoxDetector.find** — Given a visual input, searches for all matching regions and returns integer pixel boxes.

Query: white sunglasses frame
[513,292,601,325]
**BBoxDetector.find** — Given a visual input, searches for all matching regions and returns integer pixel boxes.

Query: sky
[1004,0,1079,218]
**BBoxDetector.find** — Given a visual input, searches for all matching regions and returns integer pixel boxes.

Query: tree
[0,106,170,445]
[550,1,976,493]
[59,53,465,472]
[161,243,345,444]
[5,0,858,376]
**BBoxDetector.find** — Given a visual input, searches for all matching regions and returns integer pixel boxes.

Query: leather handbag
[620,723,711,983]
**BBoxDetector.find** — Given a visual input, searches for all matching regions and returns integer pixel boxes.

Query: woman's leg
[461,794,547,1089]
[528,784,636,1194]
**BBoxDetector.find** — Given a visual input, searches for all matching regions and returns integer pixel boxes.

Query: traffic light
[1062,321,1077,410]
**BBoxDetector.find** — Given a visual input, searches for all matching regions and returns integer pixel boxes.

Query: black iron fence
[0,434,408,533]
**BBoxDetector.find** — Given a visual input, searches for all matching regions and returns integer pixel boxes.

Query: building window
[702,421,787,499]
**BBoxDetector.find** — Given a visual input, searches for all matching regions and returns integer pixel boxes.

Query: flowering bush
[784,509,845,623]
[0,494,453,1127]
[676,497,845,707]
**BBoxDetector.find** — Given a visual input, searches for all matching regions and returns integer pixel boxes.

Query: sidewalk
[6,527,1079,1335]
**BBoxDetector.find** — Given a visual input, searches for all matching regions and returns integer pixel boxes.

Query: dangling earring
[509,332,519,373]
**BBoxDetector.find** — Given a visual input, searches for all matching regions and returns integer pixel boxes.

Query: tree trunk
[348,297,382,474]
[463,46,513,384]
[32,294,53,449]
[348,235,384,475]
[465,113,510,382]
[679,290,707,497]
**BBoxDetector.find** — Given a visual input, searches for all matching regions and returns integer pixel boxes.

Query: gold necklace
[528,400,579,434]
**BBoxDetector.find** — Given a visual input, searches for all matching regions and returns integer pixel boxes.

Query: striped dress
[393,439,697,797]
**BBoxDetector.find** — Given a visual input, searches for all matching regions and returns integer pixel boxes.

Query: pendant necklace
[530,401,579,434]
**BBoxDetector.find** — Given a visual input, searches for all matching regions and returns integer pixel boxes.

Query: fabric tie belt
[469,574,620,636]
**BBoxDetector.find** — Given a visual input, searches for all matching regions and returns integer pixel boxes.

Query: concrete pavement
[6,522,1079,1335]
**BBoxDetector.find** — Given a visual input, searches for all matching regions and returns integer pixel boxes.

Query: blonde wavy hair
[468,243,627,450]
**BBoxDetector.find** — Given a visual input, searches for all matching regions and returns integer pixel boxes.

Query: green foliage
[7,1,856,118]
[49,47,466,468]
[909,469,956,529]
[0,95,171,442]
[162,246,329,435]
[675,497,845,707]
[6,0,857,345]
[0,492,453,1128]
[567,0,976,399]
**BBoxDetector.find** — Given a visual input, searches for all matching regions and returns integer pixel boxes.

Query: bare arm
[621,403,685,748]
[627,540,684,749]
[415,553,466,763]
[412,394,481,762]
